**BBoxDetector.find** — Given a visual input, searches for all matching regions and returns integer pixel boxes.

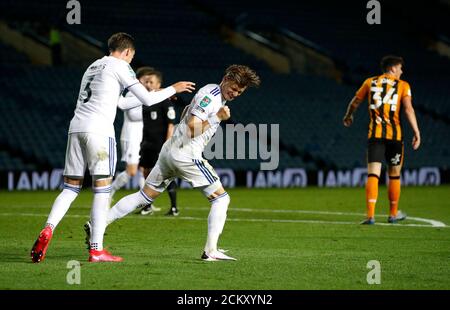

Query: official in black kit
[137,67,179,216]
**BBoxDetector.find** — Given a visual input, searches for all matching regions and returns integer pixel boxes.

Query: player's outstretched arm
[187,106,230,138]
[402,96,421,150]
[117,95,142,110]
[343,96,363,127]
[128,82,194,107]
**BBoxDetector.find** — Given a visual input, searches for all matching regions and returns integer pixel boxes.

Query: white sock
[138,172,146,189]
[204,192,230,253]
[90,185,112,251]
[110,171,130,197]
[46,183,81,230]
[107,189,153,225]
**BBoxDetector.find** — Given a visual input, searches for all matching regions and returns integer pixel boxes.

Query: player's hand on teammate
[412,132,421,150]
[217,106,231,121]
[172,82,196,93]
[342,114,353,127]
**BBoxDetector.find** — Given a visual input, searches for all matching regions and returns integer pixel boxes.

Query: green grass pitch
[0,186,449,290]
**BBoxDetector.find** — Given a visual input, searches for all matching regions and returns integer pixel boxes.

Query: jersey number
[80,76,94,104]
[370,87,398,111]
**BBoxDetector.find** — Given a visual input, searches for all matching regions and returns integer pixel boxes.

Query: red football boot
[30,226,53,263]
[88,249,123,263]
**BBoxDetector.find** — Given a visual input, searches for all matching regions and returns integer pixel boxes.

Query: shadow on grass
[0,251,87,264]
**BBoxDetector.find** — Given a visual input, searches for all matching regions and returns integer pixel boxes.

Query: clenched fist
[342,114,353,127]
[217,106,231,121]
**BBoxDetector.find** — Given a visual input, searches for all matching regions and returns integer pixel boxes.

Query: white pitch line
[406,216,447,228]
[184,207,448,228]
[1,201,448,228]
[0,211,447,228]
[5,204,447,227]
[7,205,448,227]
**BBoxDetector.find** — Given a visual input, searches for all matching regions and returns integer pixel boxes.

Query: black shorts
[139,147,161,169]
[367,139,404,166]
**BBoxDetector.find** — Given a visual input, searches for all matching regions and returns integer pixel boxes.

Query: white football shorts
[146,146,220,192]
[120,139,140,165]
[64,132,117,178]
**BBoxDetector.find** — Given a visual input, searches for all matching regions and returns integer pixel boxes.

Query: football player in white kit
[30,33,195,263]
[104,65,260,261]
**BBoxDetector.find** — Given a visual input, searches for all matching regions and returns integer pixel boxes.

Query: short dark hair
[136,66,163,83]
[380,55,404,73]
[224,64,261,88]
[107,32,135,52]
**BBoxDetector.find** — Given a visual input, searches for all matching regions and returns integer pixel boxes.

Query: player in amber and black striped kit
[343,55,421,224]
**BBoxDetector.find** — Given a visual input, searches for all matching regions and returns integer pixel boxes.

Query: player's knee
[92,176,112,188]
[367,165,382,176]
[209,191,230,207]
[202,181,223,198]
[126,165,138,177]
[388,167,401,177]
[64,176,83,187]
[142,184,161,200]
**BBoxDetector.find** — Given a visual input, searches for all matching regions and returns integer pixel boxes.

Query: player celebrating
[101,64,260,261]
[343,55,421,224]
[30,32,195,263]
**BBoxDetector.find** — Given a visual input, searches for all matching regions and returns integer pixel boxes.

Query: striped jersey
[355,74,412,141]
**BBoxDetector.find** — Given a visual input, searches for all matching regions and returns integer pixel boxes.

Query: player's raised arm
[128,82,194,107]
[402,95,421,150]
[116,60,195,107]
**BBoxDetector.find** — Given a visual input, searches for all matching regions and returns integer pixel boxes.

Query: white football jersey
[69,56,139,138]
[119,92,143,144]
[168,84,225,159]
